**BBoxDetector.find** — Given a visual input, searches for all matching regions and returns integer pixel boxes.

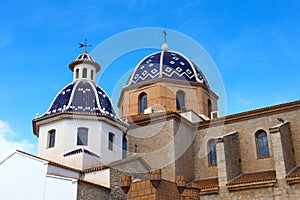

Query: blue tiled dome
[41,81,118,119]
[127,51,209,87]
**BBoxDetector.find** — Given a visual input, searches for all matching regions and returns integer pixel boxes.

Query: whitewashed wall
[84,168,110,188]
[38,117,123,169]
[44,175,77,200]
[0,152,48,200]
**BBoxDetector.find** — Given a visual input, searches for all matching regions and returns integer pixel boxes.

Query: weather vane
[79,39,92,51]
[163,30,167,43]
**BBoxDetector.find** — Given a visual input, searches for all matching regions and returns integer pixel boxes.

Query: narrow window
[208,139,217,165]
[256,130,270,158]
[108,132,114,151]
[48,130,56,148]
[82,68,87,78]
[75,68,79,79]
[77,128,88,146]
[176,90,186,111]
[122,136,127,158]
[139,92,147,113]
[208,99,212,118]
[90,70,94,80]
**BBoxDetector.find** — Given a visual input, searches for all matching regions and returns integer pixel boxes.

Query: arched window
[108,132,115,151]
[90,70,94,80]
[48,129,56,148]
[256,130,270,158]
[82,68,87,78]
[139,92,147,113]
[208,139,217,165]
[77,128,88,146]
[122,136,127,158]
[176,90,186,111]
[75,68,79,79]
[208,99,212,118]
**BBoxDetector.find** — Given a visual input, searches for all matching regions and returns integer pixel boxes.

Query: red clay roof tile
[227,170,276,186]
[192,178,219,189]
[287,166,300,178]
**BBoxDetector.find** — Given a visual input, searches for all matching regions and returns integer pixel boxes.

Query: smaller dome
[69,51,101,72]
[76,50,95,61]
[40,81,118,119]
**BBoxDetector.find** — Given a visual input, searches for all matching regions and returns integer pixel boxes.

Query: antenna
[78,39,92,52]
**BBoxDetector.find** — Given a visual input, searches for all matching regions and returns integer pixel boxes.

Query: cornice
[125,112,195,130]
[197,100,300,130]
[33,111,129,136]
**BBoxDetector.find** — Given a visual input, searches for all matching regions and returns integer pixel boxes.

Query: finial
[79,39,92,52]
[162,30,168,52]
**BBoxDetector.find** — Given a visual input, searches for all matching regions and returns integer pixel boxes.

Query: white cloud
[0,120,35,160]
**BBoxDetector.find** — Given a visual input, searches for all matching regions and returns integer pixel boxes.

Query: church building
[0,38,300,200]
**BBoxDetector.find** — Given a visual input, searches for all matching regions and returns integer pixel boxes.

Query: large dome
[41,81,118,119]
[127,49,209,87]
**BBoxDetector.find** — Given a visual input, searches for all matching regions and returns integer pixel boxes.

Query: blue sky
[0,0,299,158]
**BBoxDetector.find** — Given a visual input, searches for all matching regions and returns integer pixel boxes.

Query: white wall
[73,63,96,82]
[44,175,77,200]
[47,165,80,179]
[83,168,110,188]
[38,117,123,169]
[100,122,123,164]
[0,152,79,200]
[0,152,48,200]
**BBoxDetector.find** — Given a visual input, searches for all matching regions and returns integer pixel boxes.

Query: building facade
[118,42,300,199]
[1,39,300,200]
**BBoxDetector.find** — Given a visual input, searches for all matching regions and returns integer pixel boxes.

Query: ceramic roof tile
[227,170,276,186]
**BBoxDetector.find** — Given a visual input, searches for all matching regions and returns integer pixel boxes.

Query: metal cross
[163,30,167,43]
[79,39,92,51]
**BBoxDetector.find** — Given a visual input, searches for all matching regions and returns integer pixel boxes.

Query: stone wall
[193,105,300,199]
[193,125,222,180]
[280,123,295,174]
[223,132,241,181]
[194,114,284,180]
[273,109,300,165]
[127,119,176,181]
[77,181,111,200]
[174,119,195,182]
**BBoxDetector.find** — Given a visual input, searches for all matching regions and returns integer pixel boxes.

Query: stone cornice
[226,179,277,191]
[199,187,219,195]
[286,176,300,185]
[125,112,195,130]
[197,100,300,130]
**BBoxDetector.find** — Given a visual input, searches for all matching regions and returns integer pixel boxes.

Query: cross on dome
[163,30,167,43]
[162,30,169,52]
